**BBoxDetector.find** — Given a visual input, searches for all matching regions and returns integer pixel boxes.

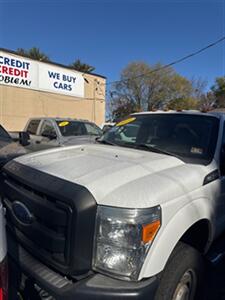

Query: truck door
[213,120,225,238]
[36,120,59,151]
[26,119,41,152]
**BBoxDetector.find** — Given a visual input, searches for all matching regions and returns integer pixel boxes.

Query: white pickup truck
[2,111,225,300]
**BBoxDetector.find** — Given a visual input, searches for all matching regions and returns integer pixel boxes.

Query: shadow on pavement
[204,259,225,300]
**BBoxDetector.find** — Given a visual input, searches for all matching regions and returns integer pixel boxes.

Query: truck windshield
[56,120,102,137]
[99,114,219,164]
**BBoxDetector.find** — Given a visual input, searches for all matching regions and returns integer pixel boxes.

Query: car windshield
[56,120,102,137]
[99,114,219,164]
[0,125,12,141]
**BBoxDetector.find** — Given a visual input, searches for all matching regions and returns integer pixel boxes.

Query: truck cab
[24,117,102,152]
[2,111,225,300]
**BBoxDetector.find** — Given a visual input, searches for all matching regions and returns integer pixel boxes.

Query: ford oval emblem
[12,201,34,225]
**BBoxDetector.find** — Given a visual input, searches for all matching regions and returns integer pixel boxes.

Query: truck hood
[60,135,98,145]
[0,140,28,168]
[14,144,208,208]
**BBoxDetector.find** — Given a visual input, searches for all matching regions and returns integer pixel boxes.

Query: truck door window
[84,123,102,136]
[40,121,57,137]
[27,120,40,135]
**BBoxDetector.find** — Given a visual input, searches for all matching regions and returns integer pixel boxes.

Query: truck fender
[139,198,213,279]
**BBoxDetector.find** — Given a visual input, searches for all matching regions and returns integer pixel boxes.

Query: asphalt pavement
[205,258,225,300]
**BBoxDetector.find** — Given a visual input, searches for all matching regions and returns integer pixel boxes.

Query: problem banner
[0,51,84,98]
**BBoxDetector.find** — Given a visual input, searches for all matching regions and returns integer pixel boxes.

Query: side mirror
[42,131,57,140]
[19,131,30,146]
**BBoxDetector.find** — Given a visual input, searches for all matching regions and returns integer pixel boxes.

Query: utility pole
[93,79,98,123]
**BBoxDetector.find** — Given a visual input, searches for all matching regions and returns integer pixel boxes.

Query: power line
[106,35,225,86]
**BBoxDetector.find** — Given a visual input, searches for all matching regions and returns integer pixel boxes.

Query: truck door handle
[36,141,41,144]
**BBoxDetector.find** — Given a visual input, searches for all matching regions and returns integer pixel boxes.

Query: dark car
[0,125,29,168]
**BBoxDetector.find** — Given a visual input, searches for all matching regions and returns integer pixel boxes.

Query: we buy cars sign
[39,64,84,98]
[0,50,84,98]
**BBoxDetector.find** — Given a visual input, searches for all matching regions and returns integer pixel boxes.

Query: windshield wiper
[96,140,181,159]
[134,143,181,159]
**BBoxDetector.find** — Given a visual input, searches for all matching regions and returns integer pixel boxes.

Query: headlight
[92,205,161,281]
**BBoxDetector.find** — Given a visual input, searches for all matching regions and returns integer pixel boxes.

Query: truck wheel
[155,242,204,300]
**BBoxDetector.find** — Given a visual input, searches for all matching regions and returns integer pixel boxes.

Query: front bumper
[9,244,159,300]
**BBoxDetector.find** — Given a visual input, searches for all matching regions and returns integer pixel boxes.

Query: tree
[211,77,225,107]
[198,92,216,111]
[165,75,194,109]
[16,48,27,56]
[191,77,208,99]
[27,47,50,62]
[16,47,50,62]
[167,98,198,110]
[69,59,95,73]
[109,62,195,119]
[111,97,138,121]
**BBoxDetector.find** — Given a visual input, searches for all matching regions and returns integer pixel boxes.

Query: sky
[1,0,225,91]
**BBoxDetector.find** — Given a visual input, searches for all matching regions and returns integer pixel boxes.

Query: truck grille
[1,161,97,276]
[3,173,72,269]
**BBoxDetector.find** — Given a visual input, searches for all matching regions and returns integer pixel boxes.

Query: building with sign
[0,48,106,131]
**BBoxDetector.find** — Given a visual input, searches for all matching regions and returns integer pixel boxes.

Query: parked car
[0,200,7,300]
[0,126,29,300]
[3,111,225,300]
[24,117,103,151]
[0,125,28,169]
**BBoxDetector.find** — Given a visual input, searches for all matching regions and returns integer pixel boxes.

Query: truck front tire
[154,242,204,300]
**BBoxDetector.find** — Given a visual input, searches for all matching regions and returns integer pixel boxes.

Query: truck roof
[27,117,93,123]
[132,110,225,119]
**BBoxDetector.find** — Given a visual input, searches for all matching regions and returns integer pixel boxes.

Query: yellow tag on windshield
[59,121,69,127]
[116,117,136,127]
